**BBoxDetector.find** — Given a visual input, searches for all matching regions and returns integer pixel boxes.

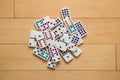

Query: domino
[77,37,83,45]
[34,16,50,29]
[29,30,38,39]
[60,34,71,43]
[33,46,50,60]
[63,16,73,26]
[40,22,50,31]
[33,46,40,54]
[73,47,82,57]
[67,24,77,34]
[43,30,52,39]
[49,45,61,63]
[61,7,73,26]
[55,40,68,51]
[35,31,44,41]
[74,21,87,37]
[51,52,61,63]
[60,25,68,34]
[71,35,80,45]
[28,38,37,47]
[50,30,56,40]
[49,45,58,55]
[38,39,47,48]
[46,38,56,47]
[47,57,56,69]
[53,25,68,35]
[61,7,70,19]
[52,26,64,39]
[59,50,73,62]
[71,35,83,45]
[67,43,77,52]
[55,18,63,27]
[48,19,56,30]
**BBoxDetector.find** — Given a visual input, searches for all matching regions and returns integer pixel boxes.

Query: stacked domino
[28,7,87,69]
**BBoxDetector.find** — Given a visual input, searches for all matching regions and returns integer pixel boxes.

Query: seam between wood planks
[115,44,118,71]
[0,43,117,44]
[0,70,118,71]
[0,17,120,19]
[13,0,15,18]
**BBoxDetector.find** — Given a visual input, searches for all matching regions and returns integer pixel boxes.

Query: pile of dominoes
[28,7,87,69]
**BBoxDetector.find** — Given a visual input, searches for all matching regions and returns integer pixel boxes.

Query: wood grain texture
[0,44,115,70]
[15,0,120,18]
[0,71,120,80]
[116,44,120,70]
[0,0,120,79]
[0,19,120,43]
[0,0,13,18]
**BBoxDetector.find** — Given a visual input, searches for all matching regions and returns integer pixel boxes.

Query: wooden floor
[0,0,120,80]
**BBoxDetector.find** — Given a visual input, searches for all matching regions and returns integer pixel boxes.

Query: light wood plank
[15,0,120,18]
[0,71,120,80]
[116,44,120,70]
[0,19,120,43]
[0,19,35,43]
[0,0,13,18]
[0,44,115,70]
